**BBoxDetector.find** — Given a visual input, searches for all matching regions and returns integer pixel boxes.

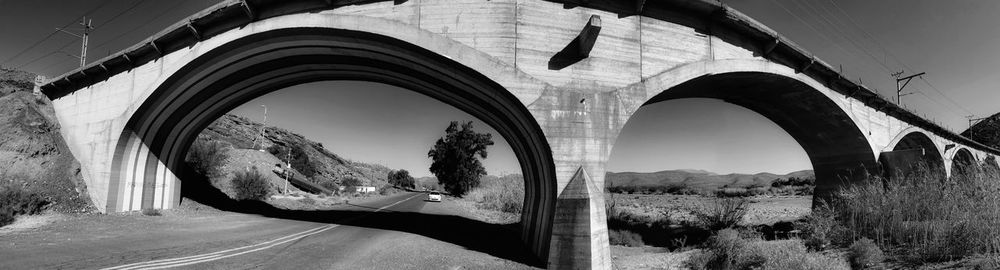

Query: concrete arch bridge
[38,0,999,268]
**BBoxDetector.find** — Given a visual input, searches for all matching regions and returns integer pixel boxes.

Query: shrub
[340,177,361,194]
[378,185,395,195]
[0,208,13,227]
[319,180,339,193]
[266,144,317,178]
[848,238,883,270]
[609,230,645,247]
[0,185,49,227]
[688,231,850,270]
[300,197,316,205]
[232,169,270,201]
[141,208,161,216]
[694,198,749,231]
[686,229,766,270]
[185,139,229,177]
[756,239,850,270]
[796,203,849,251]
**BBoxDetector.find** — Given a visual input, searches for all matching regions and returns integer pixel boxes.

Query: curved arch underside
[645,72,877,201]
[109,28,556,260]
[951,148,976,179]
[879,132,945,179]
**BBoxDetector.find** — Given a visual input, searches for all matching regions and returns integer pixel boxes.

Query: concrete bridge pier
[534,90,626,269]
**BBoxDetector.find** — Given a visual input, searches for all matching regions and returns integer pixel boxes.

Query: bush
[687,231,850,270]
[0,209,13,227]
[340,177,361,194]
[796,203,849,251]
[300,197,315,205]
[848,238,883,270]
[266,144,317,178]
[756,239,850,270]
[232,169,270,201]
[686,229,766,270]
[609,230,645,247]
[185,139,229,177]
[694,198,749,231]
[319,180,339,193]
[378,185,396,195]
[141,208,161,216]
[0,185,49,227]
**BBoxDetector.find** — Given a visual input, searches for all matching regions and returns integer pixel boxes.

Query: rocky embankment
[0,68,92,212]
[198,114,394,192]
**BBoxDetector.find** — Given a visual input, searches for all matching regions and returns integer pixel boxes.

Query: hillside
[962,112,1000,149]
[0,68,92,212]
[197,114,394,190]
[605,169,814,191]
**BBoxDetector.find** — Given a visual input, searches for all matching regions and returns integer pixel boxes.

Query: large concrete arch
[109,27,557,261]
[616,59,877,203]
[632,72,874,202]
[879,131,946,179]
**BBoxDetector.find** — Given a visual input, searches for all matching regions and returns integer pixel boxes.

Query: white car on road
[427,191,442,202]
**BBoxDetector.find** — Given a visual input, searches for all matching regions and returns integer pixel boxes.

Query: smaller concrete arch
[983,155,1000,174]
[878,131,946,179]
[950,147,977,179]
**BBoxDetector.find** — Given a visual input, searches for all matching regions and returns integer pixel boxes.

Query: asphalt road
[0,192,542,269]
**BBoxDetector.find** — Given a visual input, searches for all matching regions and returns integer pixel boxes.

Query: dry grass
[465,175,523,219]
[827,162,1000,265]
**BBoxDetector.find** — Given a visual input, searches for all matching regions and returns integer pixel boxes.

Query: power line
[90,0,194,52]
[765,0,866,70]
[794,0,894,73]
[1,0,114,66]
[15,39,77,69]
[824,0,976,118]
[94,0,152,30]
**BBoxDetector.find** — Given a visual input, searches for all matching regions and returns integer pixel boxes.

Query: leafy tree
[427,121,494,197]
[388,169,416,189]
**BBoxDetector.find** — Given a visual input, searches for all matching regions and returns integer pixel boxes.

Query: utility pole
[284,147,291,194]
[892,71,925,105]
[247,105,268,172]
[967,115,987,137]
[56,17,93,68]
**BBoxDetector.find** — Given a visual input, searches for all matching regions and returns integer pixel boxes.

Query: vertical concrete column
[548,167,611,269]
[531,88,638,269]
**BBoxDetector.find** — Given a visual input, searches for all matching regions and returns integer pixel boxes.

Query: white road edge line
[101,193,424,270]
[102,225,334,270]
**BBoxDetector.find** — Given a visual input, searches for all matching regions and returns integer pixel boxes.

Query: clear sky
[3,1,999,175]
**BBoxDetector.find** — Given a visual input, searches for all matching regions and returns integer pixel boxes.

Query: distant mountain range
[606,169,814,190]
